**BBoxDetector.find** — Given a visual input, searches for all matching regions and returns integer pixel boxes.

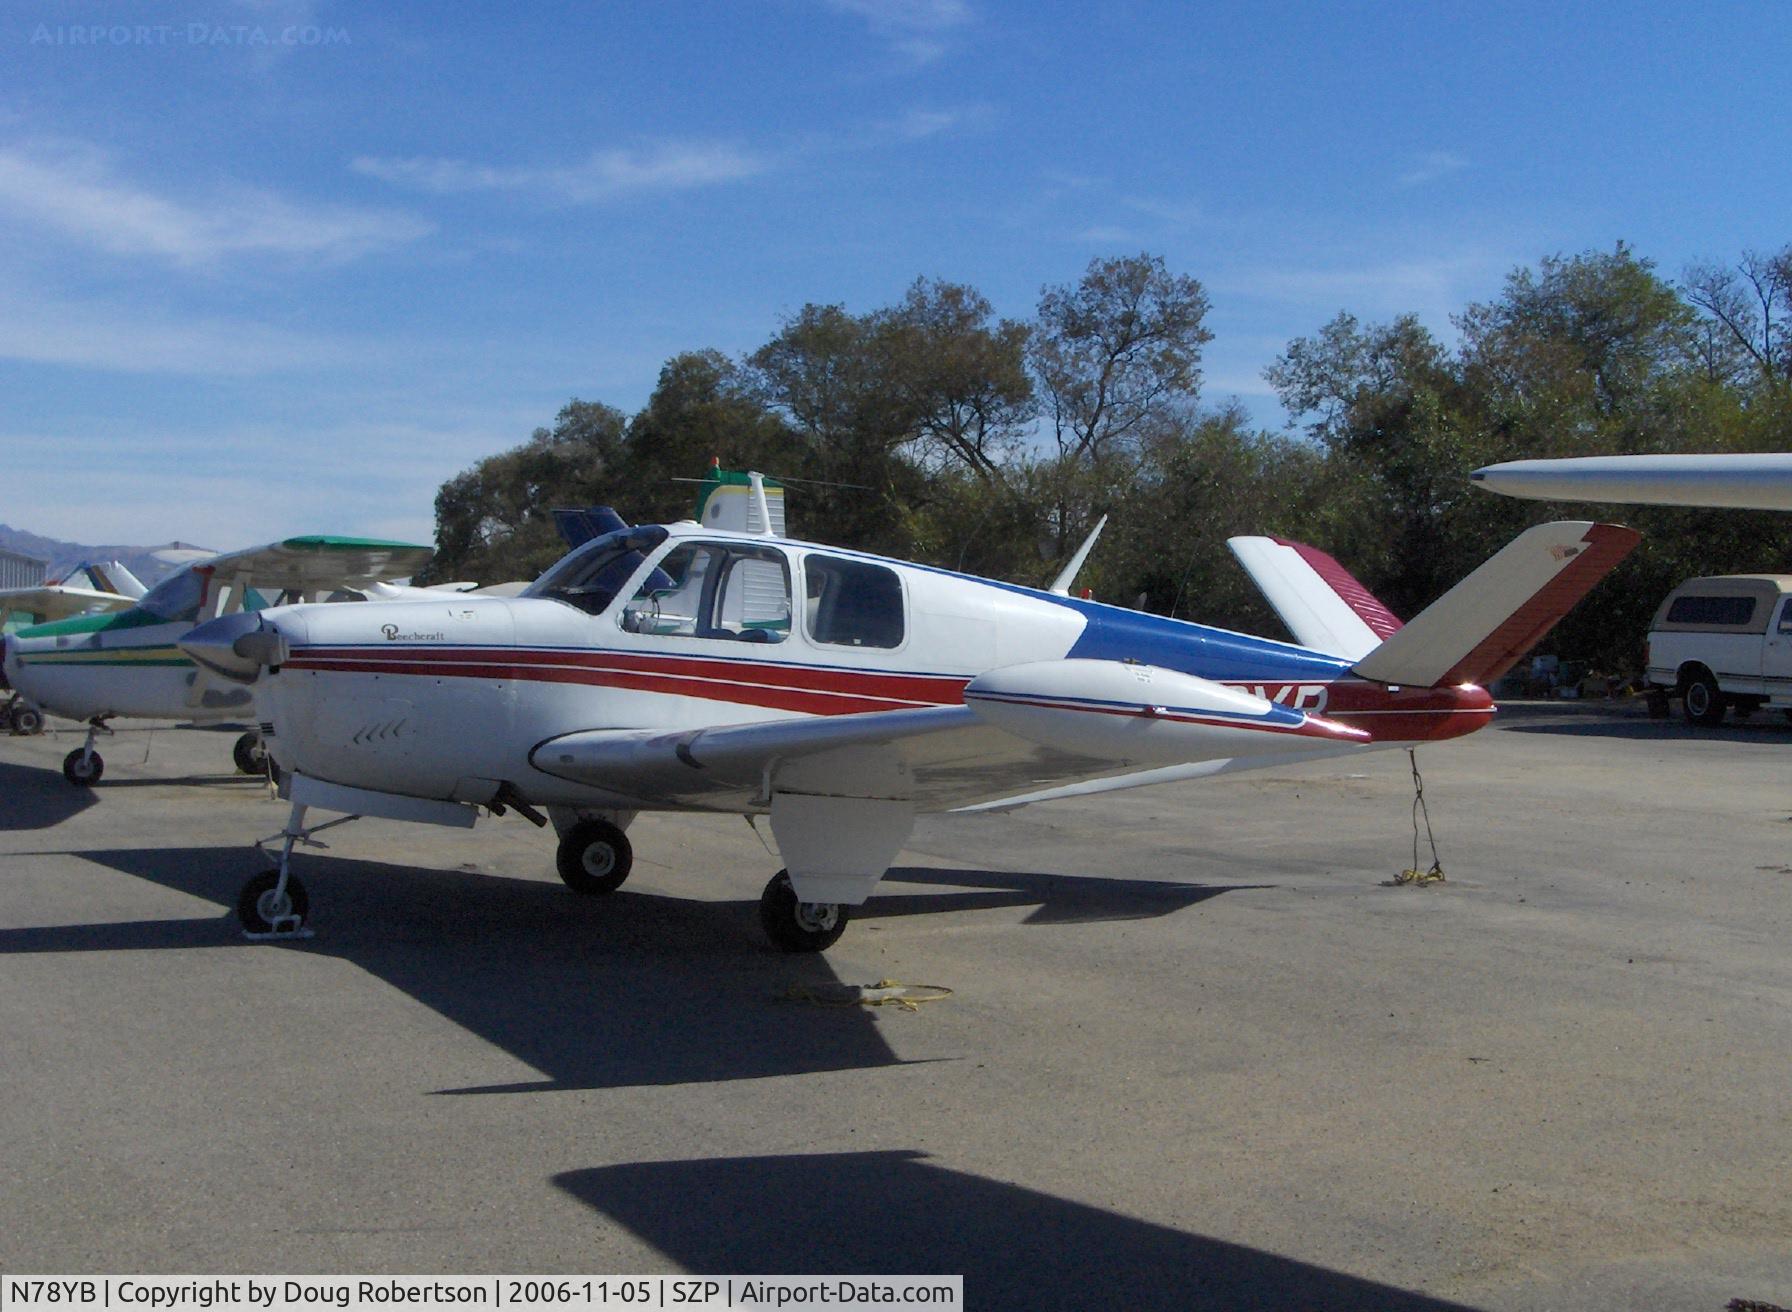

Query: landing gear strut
[555,818,633,894]
[759,869,849,952]
[62,718,110,787]
[240,801,357,939]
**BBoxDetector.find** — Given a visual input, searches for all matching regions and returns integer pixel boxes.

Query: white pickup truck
[1645,575,1792,724]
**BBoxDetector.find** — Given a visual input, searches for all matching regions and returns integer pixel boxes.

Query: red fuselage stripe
[282,647,1491,740]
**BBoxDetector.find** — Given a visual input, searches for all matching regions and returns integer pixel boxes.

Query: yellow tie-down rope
[1389,748,1447,886]
[782,979,954,1012]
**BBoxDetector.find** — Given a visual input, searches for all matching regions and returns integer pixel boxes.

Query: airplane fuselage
[240,525,1493,814]
[3,609,251,723]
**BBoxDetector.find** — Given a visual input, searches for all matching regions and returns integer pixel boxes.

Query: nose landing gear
[61,718,111,787]
[232,731,270,776]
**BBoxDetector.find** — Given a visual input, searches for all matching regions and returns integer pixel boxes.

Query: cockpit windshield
[138,567,209,623]
[523,525,670,616]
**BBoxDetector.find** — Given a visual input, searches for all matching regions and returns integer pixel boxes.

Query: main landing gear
[3,695,44,736]
[62,718,111,787]
[759,870,849,953]
[550,812,847,952]
[554,817,634,895]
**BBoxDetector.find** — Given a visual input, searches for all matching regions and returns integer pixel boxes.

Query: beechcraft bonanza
[1,536,434,784]
[178,475,1638,951]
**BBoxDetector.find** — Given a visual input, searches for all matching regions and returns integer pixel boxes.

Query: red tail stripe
[1438,524,1641,686]
[1270,537,1404,639]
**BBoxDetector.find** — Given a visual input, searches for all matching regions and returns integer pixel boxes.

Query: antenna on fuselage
[1049,514,1109,596]
[748,472,777,538]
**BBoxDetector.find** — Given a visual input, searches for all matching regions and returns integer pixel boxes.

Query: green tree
[872,278,1035,483]
[620,350,799,524]
[1032,253,1213,462]
[427,399,627,584]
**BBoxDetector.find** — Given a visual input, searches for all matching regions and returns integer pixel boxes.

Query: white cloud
[823,0,972,64]
[351,141,767,203]
[1121,195,1203,229]
[1398,150,1468,189]
[0,141,431,266]
[1221,249,1514,323]
[7,416,514,547]
[0,289,363,376]
[1073,225,1142,245]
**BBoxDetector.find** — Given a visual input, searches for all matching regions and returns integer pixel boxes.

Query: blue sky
[3,0,1788,550]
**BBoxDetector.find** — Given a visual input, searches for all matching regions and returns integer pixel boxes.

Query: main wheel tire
[12,705,44,735]
[62,749,103,786]
[232,731,269,776]
[759,870,849,952]
[1682,673,1726,726]
[555,818,633,895]
[236,870,309,935]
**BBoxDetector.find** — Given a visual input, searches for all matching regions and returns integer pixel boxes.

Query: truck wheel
[1682,673,1726,726]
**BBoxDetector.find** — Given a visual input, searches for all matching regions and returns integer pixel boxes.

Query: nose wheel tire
[232,731,270,776]
[555,818,633,895]
[759,870,849,952]
[237,870,309,935]
[62,749,104,786]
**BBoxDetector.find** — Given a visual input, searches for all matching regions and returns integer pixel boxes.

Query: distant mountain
[0,524,214,589]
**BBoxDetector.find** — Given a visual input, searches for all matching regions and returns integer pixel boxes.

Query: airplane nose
[180,612,290,683]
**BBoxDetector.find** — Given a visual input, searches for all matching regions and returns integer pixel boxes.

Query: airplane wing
[200,536,435,598]
[530,659,1370,814]
[1471,453,1792,510]
[0,584,136,626]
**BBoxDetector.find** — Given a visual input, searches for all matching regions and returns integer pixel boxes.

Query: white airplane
[1471,453,1792,510]
[1,536,433,784]
[0,561,146,735]
[179,480,1637,951]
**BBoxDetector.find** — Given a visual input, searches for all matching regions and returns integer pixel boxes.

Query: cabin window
[1665,595,1756,626]
[621,541,792,643]
[525,526,670,617]
[804,555,905,649]
[1777,601,1792,635]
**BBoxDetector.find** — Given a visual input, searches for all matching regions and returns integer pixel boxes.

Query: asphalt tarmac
[2,704,1789,1310]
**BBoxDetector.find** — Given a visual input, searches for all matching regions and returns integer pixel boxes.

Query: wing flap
[533,707,1120,811]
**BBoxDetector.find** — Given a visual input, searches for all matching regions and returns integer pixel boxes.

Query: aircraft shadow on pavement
[555,1150,1478,1312]
[870,865,1255,925]
[0,760,97,831]
[0,844,912,1094]
[0,848,1244,1094]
